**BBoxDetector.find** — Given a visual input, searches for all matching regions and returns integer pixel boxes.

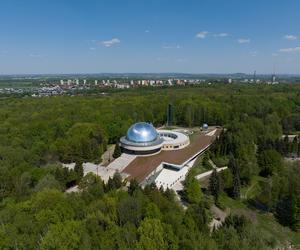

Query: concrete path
[195,167,228,180]
[209,159,217,169]
[106,153,137,172]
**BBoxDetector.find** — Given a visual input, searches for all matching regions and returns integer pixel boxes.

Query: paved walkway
[209,159,217,169]
[195,167,228,180]
[106,153,137,172]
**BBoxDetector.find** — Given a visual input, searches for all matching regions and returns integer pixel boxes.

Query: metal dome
[126,122,159,143]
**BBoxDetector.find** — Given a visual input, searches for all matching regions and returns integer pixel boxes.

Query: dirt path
[209,205,229,231]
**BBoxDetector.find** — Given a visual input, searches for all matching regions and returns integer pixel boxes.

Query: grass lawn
[240,176,267,200]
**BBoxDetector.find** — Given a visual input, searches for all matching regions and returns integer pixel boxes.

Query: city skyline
[1,0,300,74]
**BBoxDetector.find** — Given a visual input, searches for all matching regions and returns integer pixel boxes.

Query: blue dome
[126,122,158,143]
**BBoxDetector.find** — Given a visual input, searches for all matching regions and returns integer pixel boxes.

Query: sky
[0,0,300,74]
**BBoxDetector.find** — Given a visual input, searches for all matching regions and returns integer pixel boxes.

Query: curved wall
[120,129,190,156]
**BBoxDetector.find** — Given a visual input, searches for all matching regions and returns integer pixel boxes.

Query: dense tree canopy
[1,84,300,248]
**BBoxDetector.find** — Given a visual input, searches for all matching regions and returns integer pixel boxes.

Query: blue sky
[1,0,300,74]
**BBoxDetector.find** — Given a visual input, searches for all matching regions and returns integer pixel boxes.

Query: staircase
[107,153,137,172]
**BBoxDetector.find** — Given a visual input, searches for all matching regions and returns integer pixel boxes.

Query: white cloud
[272,53,279,57]
[100,38,121,47]
[279,46,300,53]
[196,31,209,39]
[214,33,229,37]
[284,35,297,41]
[89,47,96,50]
[162,44,181,49]
[237,38,250,44]
[145,30,150,33]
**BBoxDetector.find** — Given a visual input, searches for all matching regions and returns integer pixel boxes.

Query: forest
[0,84,300,249]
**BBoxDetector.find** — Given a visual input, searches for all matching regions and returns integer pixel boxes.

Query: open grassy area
[240,175,267,200]
[219,194,300,249]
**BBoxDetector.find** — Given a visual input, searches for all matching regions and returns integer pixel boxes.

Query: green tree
[128,179,140,195]
[15,172,32,197]
[74,161,84,183]
[118,196,142,226]
[220,169,233,191]
[202,153,211,169]
[186,203,209,233]
[144,202,162,220]
[229,157,241,199]
[185,177,203,204]
[257,149,282,177]
[113,142,122,158]
[57,123,107,163]
[112,172,123,189]
[276,194,300,231]
[79,172,104,197]
[40,220,85,250]
[0,228,9,250]
[209,169,221,203]
[35,174,62,192]
[136,219,168,250]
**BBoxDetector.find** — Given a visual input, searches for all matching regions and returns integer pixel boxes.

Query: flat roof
[122,128,220,183]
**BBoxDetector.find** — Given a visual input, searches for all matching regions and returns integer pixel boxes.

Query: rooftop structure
[126,122,161,143]
[121,130,217,185]
[120,122,189,156]
[120,122,164,155]
[99,122,220,189]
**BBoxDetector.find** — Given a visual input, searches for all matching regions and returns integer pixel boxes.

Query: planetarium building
[120,122,190,156]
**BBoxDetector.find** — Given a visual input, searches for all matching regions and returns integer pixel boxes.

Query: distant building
[272,75,279,84]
